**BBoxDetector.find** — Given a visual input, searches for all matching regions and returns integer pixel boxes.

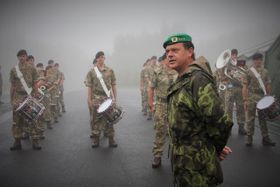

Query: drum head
[97,99,113,113]
[257,96,275,110]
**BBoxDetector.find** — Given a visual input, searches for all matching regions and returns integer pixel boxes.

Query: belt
[16,91,28,95]
[157,97,167,103]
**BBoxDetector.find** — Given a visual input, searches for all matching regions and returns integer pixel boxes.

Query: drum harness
[93,65,112,99]
[15,65,32,95]
[250,67,267,95]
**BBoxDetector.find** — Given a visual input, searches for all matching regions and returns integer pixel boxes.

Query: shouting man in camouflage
[164,33,233,186]
[148,53,177,168]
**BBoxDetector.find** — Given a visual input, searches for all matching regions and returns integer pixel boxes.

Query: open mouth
[169,60,176,65]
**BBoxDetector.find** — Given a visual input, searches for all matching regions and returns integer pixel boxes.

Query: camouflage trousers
[225,87,245,128]
[42,95,51,123]
[12,94,40,140]
[57,91,65,114]
[142,88,150,116]
[12,112,41,140]
[141,90,146,113]
[152,102,168,157]
[88,104,108,136]
[49,89,59,122]
[246,100,268,137]
[91,105,114,138]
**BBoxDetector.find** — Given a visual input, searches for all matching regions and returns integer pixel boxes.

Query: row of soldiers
[140,34,276,186]
[10,49,66,150]
[140,54,178,168]
[214,49,276,146]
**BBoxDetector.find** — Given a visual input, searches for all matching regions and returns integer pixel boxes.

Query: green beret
[163,33,192,48]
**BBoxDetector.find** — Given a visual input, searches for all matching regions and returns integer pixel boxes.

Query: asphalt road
[0,88,280,187]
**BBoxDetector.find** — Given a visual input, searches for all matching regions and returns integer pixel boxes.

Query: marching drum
[257,96,280,121]
[15,96,45,124]
[97,99,124,125]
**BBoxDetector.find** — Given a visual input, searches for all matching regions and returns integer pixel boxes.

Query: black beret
[95,51,105,59]
[231,49,238,55]
[252,53,263,60]
[17,49,27,57]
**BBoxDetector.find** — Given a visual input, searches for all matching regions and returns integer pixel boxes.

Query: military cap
[36,63,44,68]
[252,52,263,60]
[95,51,104,59]
[17,49,28,57]
[27,55,34,60]
[231,49,238,55]
[163,33,192,48]
[48,59,54,64]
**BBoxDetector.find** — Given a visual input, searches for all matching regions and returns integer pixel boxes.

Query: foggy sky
[0,0,280,91]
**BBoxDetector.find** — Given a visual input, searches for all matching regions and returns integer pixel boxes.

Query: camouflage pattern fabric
[150,64,177,157]
[167,57,233,187]
[10,62,40,140]
[243,67,271,137]
[86,65,116,137]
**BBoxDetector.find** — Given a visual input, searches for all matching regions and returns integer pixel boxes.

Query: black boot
[152,157,162,168]
[47,121,53,129]
[10,138,22,151]
[54,117,59,123]
[263,136,276,146]
[32,139,42,150]
[109,137,118,148]
[62,106,66,113]
[246,135,253,146]
[238,126,247,135]
[92,136,100,148]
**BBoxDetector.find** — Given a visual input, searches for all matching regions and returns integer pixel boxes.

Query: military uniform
[224,62,246,134]
[168,57,233,187]
[57,71,66,114]
[0,67,3,103]
[86,65,116,146]
[140,67,147,114]
[150,63,177,164]
[146,63,157,120]
[243,67,275,145]
[10,61,42,149]
[46,67,61,123]
[142,65,151,118]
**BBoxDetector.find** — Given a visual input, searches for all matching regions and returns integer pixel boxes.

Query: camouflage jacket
[150,64,177,99]
[10,62,39,94]
[167,56,233,183]
[86,65,116,105]
[243,67,271,102]
[46,67,61,85]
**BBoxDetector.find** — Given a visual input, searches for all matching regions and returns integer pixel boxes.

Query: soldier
[224,49,247,135]
[0,65,3,104]
[36,63,52,130]
[146,56,157,120]
[164,33,233,186]
[140,59,150,115]
[54,63,66,115]
[10,49,42,150]
[148,53,177,168]
[86,51,118,148]
[46,60,61,124]
[27,55,35,67]
[242,53,276,146]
